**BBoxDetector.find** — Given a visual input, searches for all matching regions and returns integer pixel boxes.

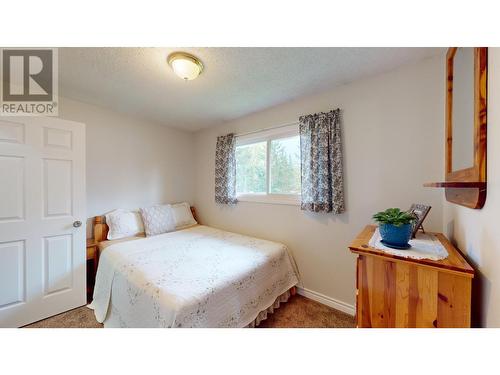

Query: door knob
[73,220,82,228]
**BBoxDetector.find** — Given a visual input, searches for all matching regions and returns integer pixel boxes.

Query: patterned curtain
[299,109,345,213]
[215,133,237,204]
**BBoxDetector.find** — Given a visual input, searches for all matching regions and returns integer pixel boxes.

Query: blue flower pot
[379,223,413,247]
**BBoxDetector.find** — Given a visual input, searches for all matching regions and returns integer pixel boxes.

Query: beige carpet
[24,295,354,328]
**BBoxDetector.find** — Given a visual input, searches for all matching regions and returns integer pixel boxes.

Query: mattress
[89,225,299,327]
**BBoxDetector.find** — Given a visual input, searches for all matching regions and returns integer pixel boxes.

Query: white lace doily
[368,228,448,261]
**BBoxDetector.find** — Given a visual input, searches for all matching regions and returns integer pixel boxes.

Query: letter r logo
[2,49,53,102]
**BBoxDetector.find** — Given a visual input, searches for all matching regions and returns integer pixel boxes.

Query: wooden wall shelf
[440,47,487,209]
[424,182,486,189]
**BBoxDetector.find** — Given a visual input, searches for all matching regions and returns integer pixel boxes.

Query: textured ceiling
[59,47,443,131]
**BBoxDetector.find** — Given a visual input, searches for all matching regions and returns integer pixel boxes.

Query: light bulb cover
[167,52,204,81]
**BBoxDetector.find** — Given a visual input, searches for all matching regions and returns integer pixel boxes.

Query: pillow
[105,209,145,240]
[139,204,176,236]
[171,202,197,229]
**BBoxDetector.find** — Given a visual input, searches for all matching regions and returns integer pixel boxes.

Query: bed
[88,208,299,327]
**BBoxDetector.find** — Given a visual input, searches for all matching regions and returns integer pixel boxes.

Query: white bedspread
[89,225,299,328]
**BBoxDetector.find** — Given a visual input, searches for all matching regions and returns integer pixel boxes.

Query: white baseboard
[296,287,355,316]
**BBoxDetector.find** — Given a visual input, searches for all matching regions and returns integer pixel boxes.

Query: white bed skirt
[246,289,292,328]
[102,288,294,328]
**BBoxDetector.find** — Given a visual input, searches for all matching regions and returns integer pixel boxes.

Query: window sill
[236,194,301,206]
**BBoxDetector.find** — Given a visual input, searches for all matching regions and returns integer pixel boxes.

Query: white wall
[193,55,445,310]
[443,48,500,327]
[57,97,195,237]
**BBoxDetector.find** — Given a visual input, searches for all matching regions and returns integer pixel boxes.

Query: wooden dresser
[349,225,474,328]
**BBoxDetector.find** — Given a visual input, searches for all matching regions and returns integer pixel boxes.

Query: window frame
[235,124,301,206]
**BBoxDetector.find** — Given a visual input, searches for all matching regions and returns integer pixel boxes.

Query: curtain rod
[235,121,298,138]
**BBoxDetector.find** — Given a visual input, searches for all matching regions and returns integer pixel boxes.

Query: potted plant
[372,208,416,249]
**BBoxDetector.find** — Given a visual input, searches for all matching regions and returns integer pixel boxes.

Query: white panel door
[0,117,86,327]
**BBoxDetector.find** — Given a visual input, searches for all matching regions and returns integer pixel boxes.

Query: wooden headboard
[93,206,198,243]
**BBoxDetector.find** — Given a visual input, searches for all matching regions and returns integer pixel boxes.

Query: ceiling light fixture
[167,52,204,81]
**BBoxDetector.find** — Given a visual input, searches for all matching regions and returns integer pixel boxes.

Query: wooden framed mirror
[425,47,487,209]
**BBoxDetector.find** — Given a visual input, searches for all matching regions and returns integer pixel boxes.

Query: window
[235,124,301,205]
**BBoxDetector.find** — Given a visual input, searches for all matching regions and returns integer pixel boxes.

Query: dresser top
[349,225,474,277]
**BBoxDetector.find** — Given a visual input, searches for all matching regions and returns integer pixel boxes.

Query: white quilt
[89,225,299,328]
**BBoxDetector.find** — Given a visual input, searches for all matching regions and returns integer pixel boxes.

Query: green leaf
[372,208,416,226]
